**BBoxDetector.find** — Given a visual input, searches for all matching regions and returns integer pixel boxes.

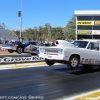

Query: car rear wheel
[45,59,55,66]
[68,55,80,70]
[17,47,23,54]
[8,49,14,53]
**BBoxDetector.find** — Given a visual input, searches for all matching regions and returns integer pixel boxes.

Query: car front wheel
[45,59,55,66]
[8,49,14,53]
[68,55,80,70]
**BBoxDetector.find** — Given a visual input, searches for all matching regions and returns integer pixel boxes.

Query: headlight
[59,49,64,54]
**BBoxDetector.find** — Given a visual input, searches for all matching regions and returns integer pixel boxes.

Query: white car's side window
[87,42,99,51]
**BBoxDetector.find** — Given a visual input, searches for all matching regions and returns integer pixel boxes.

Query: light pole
[18,0,22,41]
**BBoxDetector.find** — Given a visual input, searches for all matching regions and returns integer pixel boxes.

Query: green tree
[9,14,76,42]
[13,30,20,38]
[63,15,76,41]
[51,27,64,41]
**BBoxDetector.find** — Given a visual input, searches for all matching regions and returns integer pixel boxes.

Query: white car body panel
[39,40,100,65]
[1,46,12,50]
[24,44,41,54]
[1,46,17,50]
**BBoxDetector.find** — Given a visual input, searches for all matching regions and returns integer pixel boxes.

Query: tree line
[11,15,76,42]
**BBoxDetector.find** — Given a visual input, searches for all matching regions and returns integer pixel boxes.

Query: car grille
[44,49,59,53]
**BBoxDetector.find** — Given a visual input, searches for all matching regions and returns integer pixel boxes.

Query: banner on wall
[0,56,44,64]
[77,21,92,25]
[94,21,100,25]
[77,30,92,35]
[92,30,100,34]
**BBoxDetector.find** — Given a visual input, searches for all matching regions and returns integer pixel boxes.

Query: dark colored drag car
[1,41,40,55]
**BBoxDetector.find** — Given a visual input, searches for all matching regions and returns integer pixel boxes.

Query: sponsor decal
[0,56,44,63]
[77,21,92,25]
[82,58,84,60]
[81,58,100,64]
[89,59,92,60]
[85,59,88,61]
[25,45,38,51]
[78,30,91,35]
[94,21,100,25]
[98,61,100,63]
[92,30,100,34]
[29,44,33,50]
[81,58,84,63]
[89,61,91,63]
[84,59,88,63]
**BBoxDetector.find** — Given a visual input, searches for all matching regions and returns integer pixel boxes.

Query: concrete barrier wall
[0,55,45,64]
[0,48,45,64]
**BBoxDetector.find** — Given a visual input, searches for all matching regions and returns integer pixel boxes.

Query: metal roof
[74,10,100,16]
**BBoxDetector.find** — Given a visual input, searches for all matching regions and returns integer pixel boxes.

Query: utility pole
[18,0,22,41]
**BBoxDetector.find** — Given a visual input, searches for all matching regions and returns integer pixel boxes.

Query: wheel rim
[18,48,22,53]
[70,57,78,68]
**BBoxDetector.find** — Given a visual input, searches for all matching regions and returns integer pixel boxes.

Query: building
[74,10,100,40]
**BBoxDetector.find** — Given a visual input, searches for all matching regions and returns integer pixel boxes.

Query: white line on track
[58,89,100,100]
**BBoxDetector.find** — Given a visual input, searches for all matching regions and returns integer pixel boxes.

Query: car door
[81,42,100,65]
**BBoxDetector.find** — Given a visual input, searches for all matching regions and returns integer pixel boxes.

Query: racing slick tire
[68,55,80,70]
[16,46,24,54]
[8,49,14,53]
[45,59,55,66]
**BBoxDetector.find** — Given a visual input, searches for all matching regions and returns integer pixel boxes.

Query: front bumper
[1,46,12,50]
[39,53,69,61]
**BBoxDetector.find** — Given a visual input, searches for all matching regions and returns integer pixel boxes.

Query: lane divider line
[61,89,100,100]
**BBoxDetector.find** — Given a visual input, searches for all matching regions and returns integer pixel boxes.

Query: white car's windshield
[72,41,88,48]
[56,41,75,48]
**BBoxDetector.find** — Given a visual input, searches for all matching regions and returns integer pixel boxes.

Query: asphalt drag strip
[0,62,100,100]
[0,62,83,72]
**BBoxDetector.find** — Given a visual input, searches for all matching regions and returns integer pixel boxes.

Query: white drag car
[39,39,100,70]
